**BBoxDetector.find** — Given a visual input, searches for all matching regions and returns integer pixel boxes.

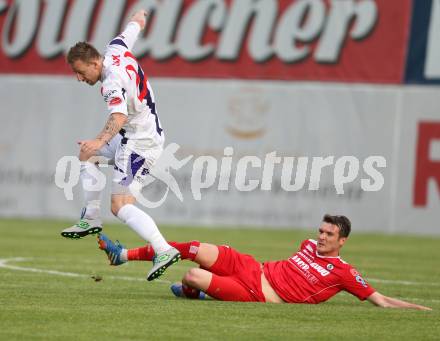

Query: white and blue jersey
[101,21,164,152]
[98,21,164,193]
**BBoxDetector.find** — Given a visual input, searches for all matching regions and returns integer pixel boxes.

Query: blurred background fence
[0,0,439,234]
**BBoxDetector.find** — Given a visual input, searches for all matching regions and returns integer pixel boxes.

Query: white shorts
[97,134,163,194]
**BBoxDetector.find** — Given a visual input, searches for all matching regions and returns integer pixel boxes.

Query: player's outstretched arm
[130,9,147,30]
[367,292,431,311]
[111,9,147,52]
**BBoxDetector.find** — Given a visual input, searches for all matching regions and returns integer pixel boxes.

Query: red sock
[127,241,200,261]
[171,241,200,260]
[127,244,155,261]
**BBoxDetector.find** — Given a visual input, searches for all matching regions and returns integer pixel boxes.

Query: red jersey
[263,239,375,304]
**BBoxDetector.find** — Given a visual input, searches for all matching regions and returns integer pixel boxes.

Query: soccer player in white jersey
[61,10,179,281]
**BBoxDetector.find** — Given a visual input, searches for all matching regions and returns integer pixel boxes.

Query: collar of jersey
[315,251,341,259]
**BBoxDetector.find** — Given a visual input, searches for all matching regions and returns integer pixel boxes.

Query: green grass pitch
[0,218,439,340]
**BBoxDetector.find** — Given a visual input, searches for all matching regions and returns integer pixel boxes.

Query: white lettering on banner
[216,0,278,62]
[0,0,378,63]
[425,0,440,78]
[2,0,39,57]
[177,0,227,60]
[37,0,68,58]
[129,0,183,60]
[274,0,325,62]
[315,0,378,62]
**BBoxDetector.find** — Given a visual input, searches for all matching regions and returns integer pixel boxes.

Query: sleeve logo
[355,275,368,288]
[103,89,117,102]
[109,97,122,106]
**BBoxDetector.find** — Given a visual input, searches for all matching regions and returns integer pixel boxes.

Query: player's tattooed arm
[77,113,127,155]
[96,112,127,145]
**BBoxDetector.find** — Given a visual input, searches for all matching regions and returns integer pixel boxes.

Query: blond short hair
[66,42,101,64]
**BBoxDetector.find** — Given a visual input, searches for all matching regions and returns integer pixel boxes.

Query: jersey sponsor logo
[0,0,411,82]
[310,262,330,277]
[292,255,309,270]
[327,264,334,271]
[109,97,123,106]
[291,255,329,277]
[303,272,319,285]
[290,256,319,284]
[112,55,121,66]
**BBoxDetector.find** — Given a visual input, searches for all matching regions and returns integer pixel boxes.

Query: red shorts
[206,245,266,302]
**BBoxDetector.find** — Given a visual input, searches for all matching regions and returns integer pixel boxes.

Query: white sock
[80,162,102,220]
[117,204,170,253]
[120,249,128,262]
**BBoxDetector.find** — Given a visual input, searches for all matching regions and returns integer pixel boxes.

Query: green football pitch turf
[0,218,438,340]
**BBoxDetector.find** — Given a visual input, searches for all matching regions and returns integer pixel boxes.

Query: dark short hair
[323,214,351,238]
[66,42,101,65]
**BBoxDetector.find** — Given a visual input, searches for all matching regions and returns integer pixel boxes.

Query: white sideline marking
[369,278,440,287]
[403,297,440,304]
[1,258,439,291]
[0,257,171,284]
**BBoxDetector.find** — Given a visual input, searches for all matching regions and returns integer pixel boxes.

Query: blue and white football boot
[97,233,127,266]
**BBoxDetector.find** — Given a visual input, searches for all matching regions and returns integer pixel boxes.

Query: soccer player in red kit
[97,214,431,310]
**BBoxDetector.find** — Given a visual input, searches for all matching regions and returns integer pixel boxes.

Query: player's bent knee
[183,268,204,286]
[110,202,120,216]
[110,200,126,216]
[110,195,135,216]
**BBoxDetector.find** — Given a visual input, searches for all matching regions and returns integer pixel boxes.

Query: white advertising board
[0,76,438,234]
